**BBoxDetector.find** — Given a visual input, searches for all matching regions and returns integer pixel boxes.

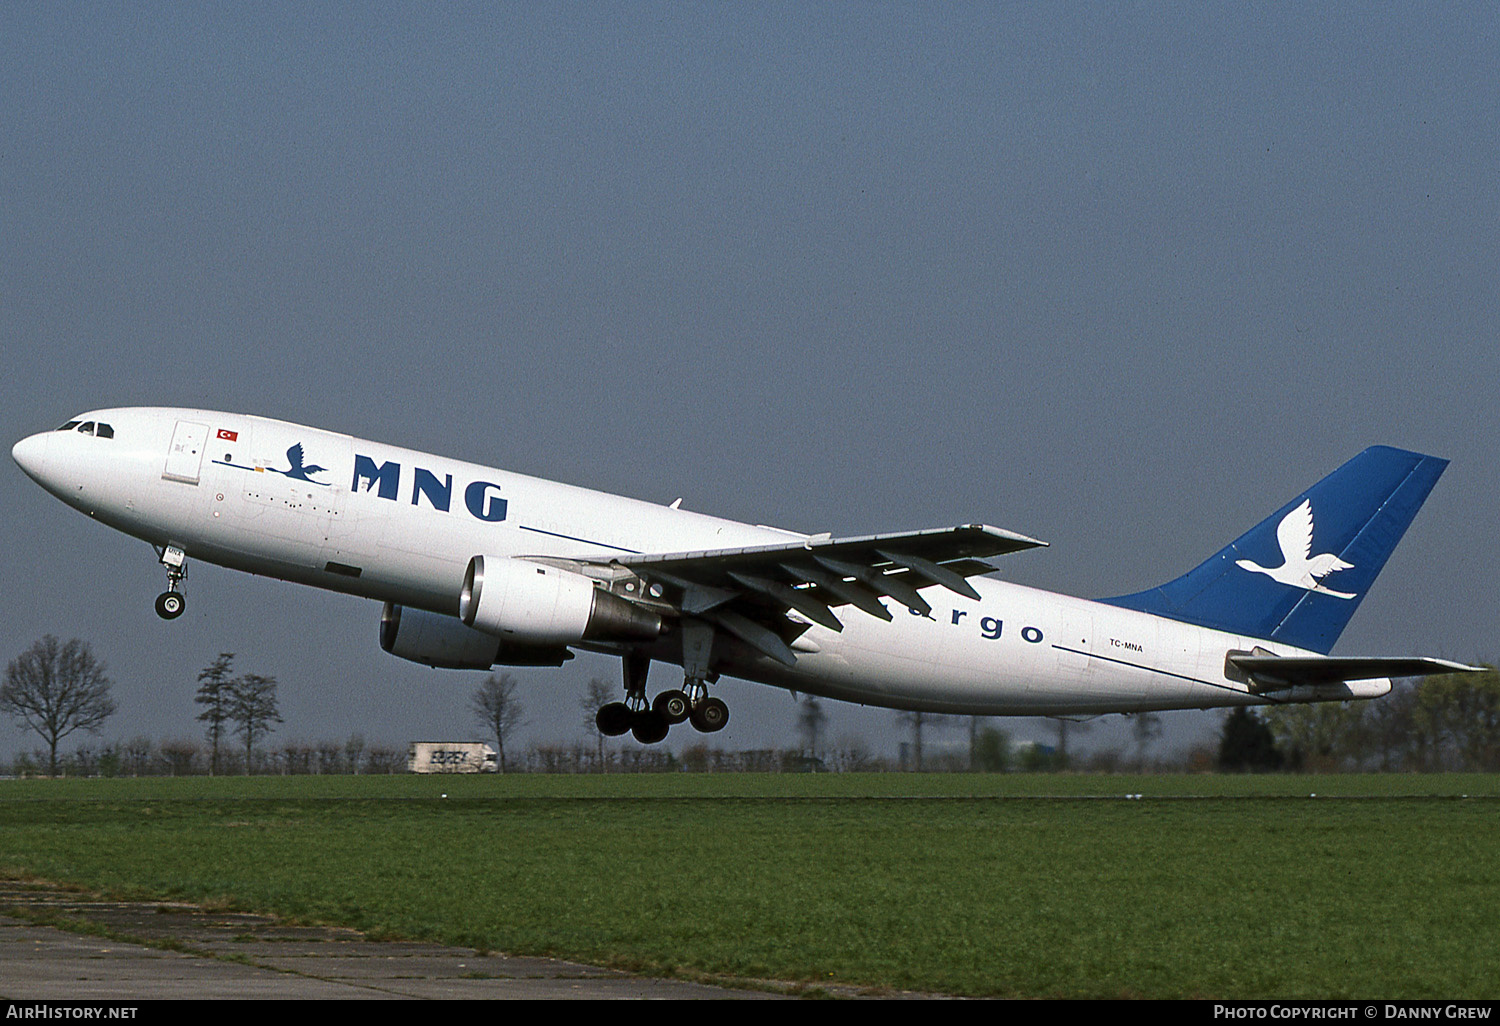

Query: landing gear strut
[592,648,730,745]
[680,674,729,733]
[678,618,728,734]
[154,545,187,621]
[594,651,664,743]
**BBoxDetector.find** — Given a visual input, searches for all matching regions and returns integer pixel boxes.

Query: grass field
[0,773,1496,998]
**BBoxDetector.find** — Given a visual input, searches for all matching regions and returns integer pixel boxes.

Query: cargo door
[163,420,209,484]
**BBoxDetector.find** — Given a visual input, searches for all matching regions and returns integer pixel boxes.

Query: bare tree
[279,740,312,775]
[581,677,615,771]
[798,696,828,758]
[345,733,366,775]
[473,672,524,772]
[159,738,199,776]
[2,636,117,777]
[194,653,235,775]
[229,673,282,775]
[363,744,404,773]
[971,725,1011,772]
[967,716,984,771]
[316,740,344,774]
[1047,716,1093,769]
[895,710,951,771]
[72,743,100,777]
[1131,712,1163,771]
[831,733,876,773]
[122,735,154,777]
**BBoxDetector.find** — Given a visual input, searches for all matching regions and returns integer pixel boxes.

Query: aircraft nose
[11,432,52,482]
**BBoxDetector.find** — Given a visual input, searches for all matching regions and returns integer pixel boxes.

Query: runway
[0,880,787,1000]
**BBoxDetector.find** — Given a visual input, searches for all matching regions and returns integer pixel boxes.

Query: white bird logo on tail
[1235,499,1356,599]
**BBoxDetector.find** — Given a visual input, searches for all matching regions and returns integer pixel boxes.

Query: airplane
[11,408,1482,744]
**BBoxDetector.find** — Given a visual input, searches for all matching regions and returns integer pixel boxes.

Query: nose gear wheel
[154,545,188,620]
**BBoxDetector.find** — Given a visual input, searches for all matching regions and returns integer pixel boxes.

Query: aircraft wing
[1228,652,1484,689]
[532,524,1045,666]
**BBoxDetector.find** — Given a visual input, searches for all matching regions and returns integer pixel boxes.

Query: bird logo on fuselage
[212,441,331,485]
[270,443,330,485]
[1235,499,1355,599]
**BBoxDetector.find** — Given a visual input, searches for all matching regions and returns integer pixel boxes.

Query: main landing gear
[154,545,187,620]
[595,652,729,745]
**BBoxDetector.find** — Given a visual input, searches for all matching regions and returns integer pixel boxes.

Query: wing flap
[617,523,1040,628]
[727,571,844,632]
[523,523,1042,668]
[778,562,894,622]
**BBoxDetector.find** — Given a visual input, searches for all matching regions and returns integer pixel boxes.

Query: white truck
[407,742,498,774]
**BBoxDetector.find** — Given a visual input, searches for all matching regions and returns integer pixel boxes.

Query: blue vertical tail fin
[1099,446,1448,654]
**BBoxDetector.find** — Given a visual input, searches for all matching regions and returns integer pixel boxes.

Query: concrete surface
[0,880,796,1000]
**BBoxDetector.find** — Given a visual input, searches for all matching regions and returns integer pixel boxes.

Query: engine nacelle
[379,602,573,669]
[458,556,662,646]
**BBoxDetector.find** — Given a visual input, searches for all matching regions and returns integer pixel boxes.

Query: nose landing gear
[154,545,187,620]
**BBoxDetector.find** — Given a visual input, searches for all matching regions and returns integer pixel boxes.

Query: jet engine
[459,555,662,646]
[379,602,573,669]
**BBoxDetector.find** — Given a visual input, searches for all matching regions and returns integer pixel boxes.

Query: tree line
[5,733,411,777]
[0,639,295,777]
[192,653,283,775]
[4,635,1496,776]
[1218,668,1500,773]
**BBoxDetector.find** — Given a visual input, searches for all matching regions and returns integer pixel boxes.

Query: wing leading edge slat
[609,523,1043,583]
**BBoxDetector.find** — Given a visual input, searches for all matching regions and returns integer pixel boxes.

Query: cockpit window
[51,419,114,437]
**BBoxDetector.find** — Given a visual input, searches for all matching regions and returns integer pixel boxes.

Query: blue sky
[2,4,1496,764]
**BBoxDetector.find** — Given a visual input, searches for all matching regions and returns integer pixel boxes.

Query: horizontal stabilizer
[1228,651,1484,690]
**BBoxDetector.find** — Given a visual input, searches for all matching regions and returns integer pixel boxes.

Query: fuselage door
[163,420,209,485]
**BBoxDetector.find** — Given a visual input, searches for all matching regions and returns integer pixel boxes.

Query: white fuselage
[14,408,1388,716]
